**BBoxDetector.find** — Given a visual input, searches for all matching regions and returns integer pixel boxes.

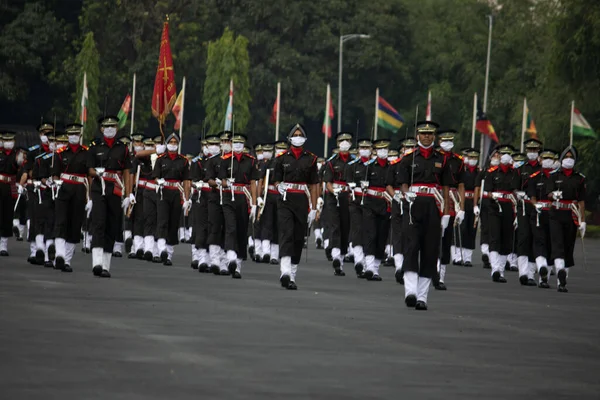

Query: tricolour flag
[224,79,233,131]
[172,87,185,130]
[377,97,404,133]
[322,87,334,138]
[117,94,132,129]
[80,72,88,125]
[572,107,596,139]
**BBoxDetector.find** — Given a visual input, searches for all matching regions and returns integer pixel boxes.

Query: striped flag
[224,79,233,131]
[117,94,132,129]
[80,72,88,125]
[322,85,334,138]
[572,107,596,138]
[377,96,404,133]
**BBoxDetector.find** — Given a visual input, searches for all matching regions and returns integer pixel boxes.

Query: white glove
[491,192,501,200]
[441,215,450,231]
[513,217,518,229]
[214,178,222,187]
[516,191,526,200]
[257,197,265,208]
[226,178,235,188]
[17,184,25,195]
[85,200,93,218]
[277,183,287,196]
[455,210,465,225]
[122,196,131,210]
[128,193,136,205]
[347,182,357,189]
[404,192,417,203]
[156,178,166,193]
[249,204,257,222]
[473,205,480,216]
[551,190,563,200]
[534,203,543,214]
[360,180,369,190]
[183,199,192,213]
[308,209,317,226]
[332,187,342,196]
[316,197,324,212]
[95,167,105,177]
[393,192,403,204]
[46,177,54,187]
[579,222,586,239]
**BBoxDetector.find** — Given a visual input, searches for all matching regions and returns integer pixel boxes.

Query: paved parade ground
[1,238,599,400]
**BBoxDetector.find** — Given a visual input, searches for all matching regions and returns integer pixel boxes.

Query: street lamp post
[338,33,370,133]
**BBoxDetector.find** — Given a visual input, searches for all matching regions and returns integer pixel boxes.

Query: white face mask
[490,158,500,166]
[527,152,538,161]
[144,146,155,151]
[167,143,178,152]
[209,145,220,155]
[376,149,388,159]
[4,141,15,150]
[40,135,48,144]
[16,152,25,166]
[103,127,117,138]
[440,141,454,152]
[48,142,56,152]
[202,146,210,156]
[156,144,166,155]
[500,154,512,165]
[257,153,264,160]
[467,159,478,167]
[417,140,434,149]
[338,140,351,152]
[359,149,371,158]
[134,145,144,153]
[513,160,525,169]
[562,158,575,169]
[541,159,554,169]
[221,143,232,153]
[68,135,80,145]
[263,151,273,160]
[232,142,244,153]
[387,156,398,162]
[290,136,306,147]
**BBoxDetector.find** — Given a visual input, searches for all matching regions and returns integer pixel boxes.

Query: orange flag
[152,19,177,126]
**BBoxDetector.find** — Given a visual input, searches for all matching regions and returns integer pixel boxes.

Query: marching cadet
[218,134,258,278]
[435,129,465,291]
[546,146,586,293]
[476,149,500,268]
[206,132,230,275]
[273,124,319,290]
[256,142,281,265]
[361,139,392,282]
[251,143,266,262]
[323,132,354,276]
[313,157,326,249]
[87,116,133,278]
[12,145,27,242]
[382,149,400,267]
[485,145,520,283]
[52,124,88,272]
[457,148,481,267]
[153,133,191,266]
[142,136,164,263]
[0,132,19,256]
[528,149,558,288]
[393,121,452,310]
[345,138,372,278]
[112,135,132,258]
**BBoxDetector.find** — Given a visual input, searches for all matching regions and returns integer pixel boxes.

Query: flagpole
[324,84,330,157]
[471,92,477,147]
[569,100,574,146]
[520,97,527,152]
[414,105,419,135]
[480,14,493,167]
[178,76,186,154]
[374,88,379,140]
[275,81,281,141]
[130,73,136,138]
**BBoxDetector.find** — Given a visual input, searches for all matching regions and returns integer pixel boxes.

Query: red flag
[270,97,278,124]
[152,20,177,126]
[476,110,499,143]
[321,91,334,138]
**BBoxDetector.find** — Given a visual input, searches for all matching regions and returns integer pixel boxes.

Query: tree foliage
[72,32,101,143]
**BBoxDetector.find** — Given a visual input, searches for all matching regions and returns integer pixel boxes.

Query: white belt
[409,185,440,195]
[332,183,348,191]
[0,174,15,183]
[283,182,308,191]
[60,173,87,184]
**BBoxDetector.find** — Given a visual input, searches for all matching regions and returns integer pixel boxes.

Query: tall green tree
[203,27,251,133]
[72,32,100,143]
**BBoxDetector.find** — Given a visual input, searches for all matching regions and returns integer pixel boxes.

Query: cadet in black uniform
[87,116,133,278]
[256,142,282,264]
[12,145,28,242]
[313,157,326,249]
[153,132,191,266]
[323,132,353,276]
[273,124,319,290]
[476,150,500,268]
[546,146,586,293]
[217,134,258,278]
[0,133,19,256]
[251,144,266,262]
[457,148,480,267]
[141,136,165,262]
[394,122,452,310]
[52,124,88,272]
[126,134,152,259]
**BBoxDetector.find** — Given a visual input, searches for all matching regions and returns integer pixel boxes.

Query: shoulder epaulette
[455,153,463,160]
[347,158,360,165]
[28,144,40,152]
[192,155,202,163]
[276,152,285,158]
[326,154,337,162]
[390,158,402,165]
[56,147,67,154]
[529,170,541,179]
[244,153,255,159]
[366,158,377,165]
[35,152,47,160]
[208,154,219,159]
[42,153,55,160]
[404,149,415,157]
[487,166,498,173]
[82,145,89,150]
[157,153,167,159]
[579,172,586,178]
[222,153,232,160]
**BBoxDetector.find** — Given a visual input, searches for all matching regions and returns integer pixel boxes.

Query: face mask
[263,151,273,160]
[4,141,14,150]
[156,144,166,155]
[257,153,264,160]
[68,135,80,145]
[167,143,178,152]
[467,159,478,167]
[48,142,56,152]
[500,154,512,165]
[232,142,244,153]
[103,127,117,138]
[144,146,155,151]
[490,158,500,167]
[513,160,525,169]
[387,156,398,162]
[541,159,554,169]
[209,145,220,155]
[377,149,388,159]
[338,140,351,152]
[440,141,454,152]
[40,135,48,144]
[317,162,323,170]
[202,146,210,156]
[134,145,144,153]
[527,152,538,161]
[16,153,25,166]
[417,140,434,149]
[562,158,575,169]
[221,143,232,153]
[290,136,306,147]
[359,149,371,158]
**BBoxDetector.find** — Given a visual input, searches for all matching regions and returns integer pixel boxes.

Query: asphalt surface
[1,237,599,400]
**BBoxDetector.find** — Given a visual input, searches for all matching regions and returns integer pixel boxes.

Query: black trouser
[488,201,514,255]
[26,185,37,240]
[0,182,15,237]
[390,201,403,256]
[143,188,157,238]
[479,198,491,245]
[402,197,441,279]
[324,192,349,252]
[549,209,577,268]
[193,193,209,250]
[90,182,122,252]
[207,191,224,247]
[348,200,363,246]
[461,199,476,249]
[131,187,145,237]
[362,198,389,260]
[34,188,54,239]
[259,193,278,243]
[278,192,308,264]
[516,203,533,260]
[440,216,455,265]
[531,210,551,261]
[15,193,26,225]
[157,188,182,246]
[222,193,249,258]
[54,182,87,243]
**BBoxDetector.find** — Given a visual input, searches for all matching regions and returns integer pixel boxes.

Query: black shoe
[83,247,91,254]
[0,250,9,257]
[280,274,291,288]
[227,261,237,275]
[62,264,72,273]
[464,261,473,267]
[127,253,136,259]
[55,256,65,270]
[344,254,354,263]
[92,265,102,276]
[12,226,20,239]
[325,248,332,261]
[482,254,489,264]
[405,294,417,308]
[163,259,172,266]
[363,270,374,280]
[125,237,133,254]
[210,265,220,275]
[434,282,447,290]
[354,262,364,278]
[262,254,271,264]
[332,258,342,272]
[198,263,208,273]
[492,271,507,283]
[383,257,394,267]
[254,255,262,263]
[415,301,428,311]
[232,271,242,279]
[557,269,567,292]
[144,251,153,261]
[509,265,518,272]
[16,237,23,242]
[550,268,556,276]
[44,261,53,268]
[395,270,404,285]
[219,269,230,276]
[526,279,537,286]
[136,249,144,259]
[35,250,44,265]
[557,285,568,293]
[191,260,199,269]
[100,269,111,278]
[316,238,323,249]
[113,251,122,258]
[160,251,168,264]
[152,257,161,263]
[538,281,550,289]
[248,245,255,259]
[287,281,298,290]
[452,259,461,266]
[334,267,346,276]
[48,244,55,261]
[28,256,36,264]
[519,275,529,286]
[367,274,382,281]
[270,258,279,265]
